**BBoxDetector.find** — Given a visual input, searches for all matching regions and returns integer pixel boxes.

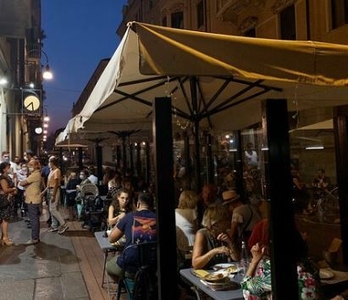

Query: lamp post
[27,48,53,82]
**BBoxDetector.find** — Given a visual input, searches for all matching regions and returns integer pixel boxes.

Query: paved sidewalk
[0,218,89,300]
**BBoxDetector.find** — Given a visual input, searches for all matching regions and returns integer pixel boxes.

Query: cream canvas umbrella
[57,21,348,141]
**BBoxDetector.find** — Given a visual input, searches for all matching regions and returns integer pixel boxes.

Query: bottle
[240,241,250,276]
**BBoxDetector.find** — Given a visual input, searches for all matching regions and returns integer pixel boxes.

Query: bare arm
[245,243,264,277]
[108,205,117,226]
[0,178,16,195]
[229,220,239,241]
[192,231,232,269]
[19,179,29,187]
[108,226,124,243]
[192,231,216,269]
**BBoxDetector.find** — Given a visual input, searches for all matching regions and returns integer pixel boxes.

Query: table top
[180,268,244,300]
[321,268,348,285]
[94,231,119,251]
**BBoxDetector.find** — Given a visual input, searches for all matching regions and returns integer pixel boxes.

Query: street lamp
[27,48,53,81]
[39,49,53,80]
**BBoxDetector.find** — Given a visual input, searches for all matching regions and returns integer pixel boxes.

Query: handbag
[0,194,10,209]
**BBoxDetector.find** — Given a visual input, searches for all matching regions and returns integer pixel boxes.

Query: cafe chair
[116,241,157,300]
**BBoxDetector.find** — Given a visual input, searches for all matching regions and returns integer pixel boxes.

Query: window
[280,4,296,40]
[171,11,184,28]
[332,0,348,29]
[244,28,256,37]
[197,1,204,28]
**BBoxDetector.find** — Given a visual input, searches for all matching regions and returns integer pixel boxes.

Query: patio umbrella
[59,21,348,139]
[57,21,348,191]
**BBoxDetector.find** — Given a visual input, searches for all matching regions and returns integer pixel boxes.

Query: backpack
[132,265,158,300]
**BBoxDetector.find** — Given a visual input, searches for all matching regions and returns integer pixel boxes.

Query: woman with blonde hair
[192,204,240,269]
[175,190,199,249]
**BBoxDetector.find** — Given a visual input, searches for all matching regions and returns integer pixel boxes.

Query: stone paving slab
[0,219,90,299]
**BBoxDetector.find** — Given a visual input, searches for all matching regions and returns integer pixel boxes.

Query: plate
[213,263,241,274]
[319,268,334,280]
[203,272,229,283]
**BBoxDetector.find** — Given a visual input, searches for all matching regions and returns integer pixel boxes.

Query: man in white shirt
[244,142,258,170]
[88,167,98,185]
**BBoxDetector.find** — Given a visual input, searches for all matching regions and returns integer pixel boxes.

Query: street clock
[23,95,40,112]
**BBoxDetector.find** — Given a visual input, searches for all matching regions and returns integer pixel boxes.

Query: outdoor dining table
[180,268,244,300]
[94,230,123,296]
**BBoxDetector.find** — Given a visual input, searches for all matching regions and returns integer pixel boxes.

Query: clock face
[24,95,40,112]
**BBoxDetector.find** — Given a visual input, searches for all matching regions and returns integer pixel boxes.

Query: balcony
[216,0,252,22]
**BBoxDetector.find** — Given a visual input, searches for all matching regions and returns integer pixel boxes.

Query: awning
[57,22,348,143]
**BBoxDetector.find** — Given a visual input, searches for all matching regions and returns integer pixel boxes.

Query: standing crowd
[0,150,69,246]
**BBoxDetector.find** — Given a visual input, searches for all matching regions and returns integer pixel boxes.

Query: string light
[164,77,191,130]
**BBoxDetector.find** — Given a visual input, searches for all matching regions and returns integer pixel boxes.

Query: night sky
[41,0,126,135]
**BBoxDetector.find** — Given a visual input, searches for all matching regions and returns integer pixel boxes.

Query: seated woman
[192,204,240,269]
[241,219,320,300]
[175,190,199,249]
[176,190,199,269]
[107,188,131,247]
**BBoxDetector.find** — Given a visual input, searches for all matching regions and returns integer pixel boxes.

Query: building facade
[0,0,46,157]
[117,0,348,42]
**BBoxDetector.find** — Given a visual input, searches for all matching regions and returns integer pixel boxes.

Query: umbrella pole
[122,137,127,175]
[190,77,202,192]
[78,147,83,171]
[153,97,178,299]
[183,130,191,181]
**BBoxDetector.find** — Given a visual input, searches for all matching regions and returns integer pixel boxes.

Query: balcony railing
[217,0,252,21]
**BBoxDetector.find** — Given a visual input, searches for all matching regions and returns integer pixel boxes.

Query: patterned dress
[0,175,15,221]
[240,258,319,300]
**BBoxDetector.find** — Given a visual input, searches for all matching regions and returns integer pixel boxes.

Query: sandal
[1,238,13,246]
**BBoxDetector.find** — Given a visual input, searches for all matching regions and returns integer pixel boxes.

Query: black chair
[116,241,157,300]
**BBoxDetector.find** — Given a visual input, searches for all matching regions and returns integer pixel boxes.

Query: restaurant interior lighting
[0,77,8,86]
[305,146,324,150]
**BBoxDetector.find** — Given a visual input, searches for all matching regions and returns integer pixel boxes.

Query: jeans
[48,188,65,226]
[27,203,40,240]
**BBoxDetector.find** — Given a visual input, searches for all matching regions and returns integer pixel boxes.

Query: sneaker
[26,239,40,245]
[58,224,69,234]
[48,227,58,233]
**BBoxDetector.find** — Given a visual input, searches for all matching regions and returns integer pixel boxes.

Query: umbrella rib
[177,77,194,119]
[216,76,282,92]
[201,79,230,113]
[118,75,168,87]
[204,88,271,118]
[196,80,213,128]
[96,77,181,113]
[208,79,264,115]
